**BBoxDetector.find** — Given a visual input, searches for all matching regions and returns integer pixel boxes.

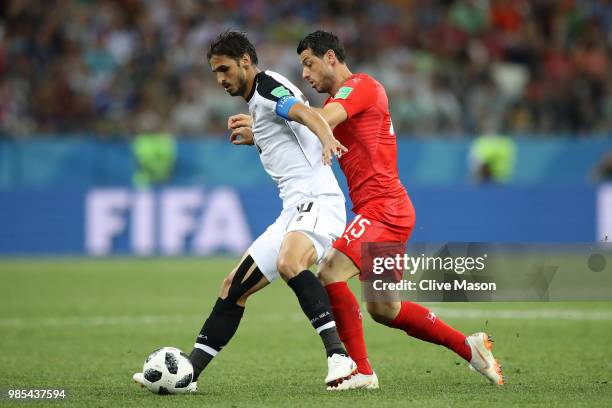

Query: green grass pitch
[1,258,611,407]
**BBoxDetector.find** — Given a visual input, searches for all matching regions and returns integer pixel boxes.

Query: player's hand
[228,114,253,130]
[229,126,254,145]
[322,137,348,165]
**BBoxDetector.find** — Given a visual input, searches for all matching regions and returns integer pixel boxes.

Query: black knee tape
[225,255,264,304]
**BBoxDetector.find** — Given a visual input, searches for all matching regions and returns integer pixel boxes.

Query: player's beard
[230,71,248,97]
[317,71,336,95]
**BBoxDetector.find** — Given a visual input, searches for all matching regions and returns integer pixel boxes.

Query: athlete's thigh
[246,210,292,283]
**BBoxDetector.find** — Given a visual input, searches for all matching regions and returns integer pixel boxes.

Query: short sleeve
[256,73,309,121]
[256,73,295,103]
[328,77,376,118]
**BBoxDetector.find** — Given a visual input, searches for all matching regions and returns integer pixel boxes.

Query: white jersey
[246,70,343,209]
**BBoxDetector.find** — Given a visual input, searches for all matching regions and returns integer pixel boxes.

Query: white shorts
[247,195,346,283]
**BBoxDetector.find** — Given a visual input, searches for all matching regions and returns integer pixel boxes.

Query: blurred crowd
[0,0,611,138]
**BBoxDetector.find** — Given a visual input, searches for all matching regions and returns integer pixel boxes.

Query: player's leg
[366,299,470,358]
[276,231,357,384]
[318,248,374,381]
[189,253,269,382]
[355,213,503,385]
[365,300,503,384]
[133,253,268,391]
[277,231,345,357]
[333,215,474,364]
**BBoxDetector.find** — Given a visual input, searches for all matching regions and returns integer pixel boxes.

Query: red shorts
[332,214,414,279]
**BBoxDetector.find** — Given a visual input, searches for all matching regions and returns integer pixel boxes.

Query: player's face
[299,48,335,94]
[209,55,249,97]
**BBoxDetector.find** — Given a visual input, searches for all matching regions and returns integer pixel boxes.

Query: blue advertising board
[0,185,606,255]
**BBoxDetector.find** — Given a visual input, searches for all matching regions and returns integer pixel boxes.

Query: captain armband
[275,95,300,121]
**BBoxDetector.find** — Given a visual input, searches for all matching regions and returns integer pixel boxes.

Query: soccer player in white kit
[132,31,356,392]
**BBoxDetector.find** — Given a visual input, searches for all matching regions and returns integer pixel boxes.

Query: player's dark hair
[207,31,258,65]
[297,30,346,63]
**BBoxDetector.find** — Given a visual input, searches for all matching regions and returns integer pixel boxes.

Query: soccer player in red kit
[295,31,504,390]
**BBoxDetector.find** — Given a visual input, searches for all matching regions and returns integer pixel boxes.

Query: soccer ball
[141,347,194,394]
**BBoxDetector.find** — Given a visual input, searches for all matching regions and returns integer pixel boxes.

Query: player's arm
[310,103,348,129]
[314,80,376,129]
[277,96,347,165]
[226,107,346,163]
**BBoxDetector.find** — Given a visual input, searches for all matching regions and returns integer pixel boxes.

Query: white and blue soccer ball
[141,347,194,394]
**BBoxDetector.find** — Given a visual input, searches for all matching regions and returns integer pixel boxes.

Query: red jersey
[324,73,414,228]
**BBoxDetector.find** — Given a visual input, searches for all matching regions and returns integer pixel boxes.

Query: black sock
[189,348,213,380]
[320,327,346,357]
[287,270,347,357]
[190,297,245,380]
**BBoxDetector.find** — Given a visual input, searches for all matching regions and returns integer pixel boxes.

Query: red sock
[389,301,472,362]
[325,282,373,375]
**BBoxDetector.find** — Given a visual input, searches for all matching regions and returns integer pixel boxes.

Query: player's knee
[235,292,250,307]
[276,254,301,279]
[317,261,334,285]
[229,287,253,306]
[221,271,250,304]
[317,256,346,286]
[367,308,387,324]
[366,302,398,325]
[317,270,329,285]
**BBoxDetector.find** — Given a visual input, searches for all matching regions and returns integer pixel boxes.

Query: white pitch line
[430,308,612,321]
[0,315,191,327]
[0,308,611,328]
[284,309,612,321]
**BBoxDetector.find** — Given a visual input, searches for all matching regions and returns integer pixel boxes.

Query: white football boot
[465,332,504,385]
[327,371,379,391]
[132,372,198,393]
[325,354,358,386]
[132,372,146,389]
